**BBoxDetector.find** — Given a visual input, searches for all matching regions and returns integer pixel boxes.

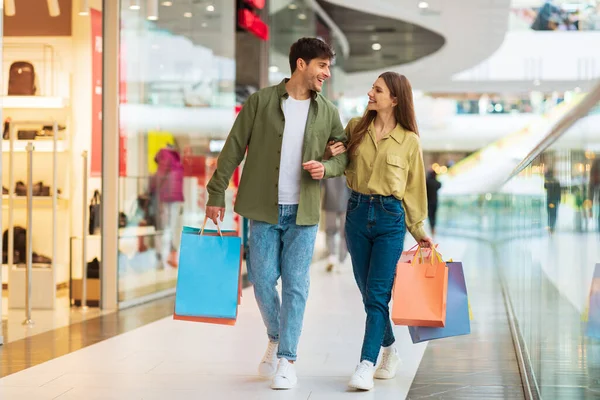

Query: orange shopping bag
[398,243,438,264]
[392,246,448,327]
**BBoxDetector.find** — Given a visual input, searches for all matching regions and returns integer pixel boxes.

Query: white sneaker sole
[271,378,297,390]
[258,363,278,378]
[348,380,374,391]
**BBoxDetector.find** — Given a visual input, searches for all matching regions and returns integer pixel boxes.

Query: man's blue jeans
[345,192,407,364]
[248,205,318,361]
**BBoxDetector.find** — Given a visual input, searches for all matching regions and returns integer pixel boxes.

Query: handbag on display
[8,61,37,96]
[89,190,102,235]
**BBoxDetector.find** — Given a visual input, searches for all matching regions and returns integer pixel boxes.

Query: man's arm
[322,108,348,178]
[206,93,258,220]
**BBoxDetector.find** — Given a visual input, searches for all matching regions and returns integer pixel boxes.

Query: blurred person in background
[544,169,562,233]
[590,159,600,232]
[342,72,433,391]
[322,143,350,272]
[426,169,442,235]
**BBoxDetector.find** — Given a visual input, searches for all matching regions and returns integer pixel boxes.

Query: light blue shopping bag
[408,261,471,343]
[585,264,600,338]
[174,224,242,324]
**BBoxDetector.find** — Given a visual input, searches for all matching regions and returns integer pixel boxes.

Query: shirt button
[276,166,279,170]
[279,134,283,138]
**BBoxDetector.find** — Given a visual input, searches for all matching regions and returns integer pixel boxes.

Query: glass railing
[437,82,600,398]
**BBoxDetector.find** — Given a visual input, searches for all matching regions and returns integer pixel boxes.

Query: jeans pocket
[347,198,360,213]
[380,199,404,216]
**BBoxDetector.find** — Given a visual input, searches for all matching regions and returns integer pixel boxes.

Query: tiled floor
[1,290,108,344]
[0,234,529,399]
[0,254,429,399]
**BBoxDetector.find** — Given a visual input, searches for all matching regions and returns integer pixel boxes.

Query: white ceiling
[321,0,513,95]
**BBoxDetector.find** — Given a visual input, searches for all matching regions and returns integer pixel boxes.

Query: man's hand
[302,161,325,180]
[206,206,225,225]
[323,140,347,161]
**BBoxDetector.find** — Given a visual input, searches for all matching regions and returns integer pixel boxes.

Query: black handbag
[88,190,101,235]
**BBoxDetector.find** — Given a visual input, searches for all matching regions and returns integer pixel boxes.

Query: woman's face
[367,77,397,113]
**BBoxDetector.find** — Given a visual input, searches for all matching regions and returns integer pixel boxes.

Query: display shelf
[1,196,69,209]
[1,96,68,109]
[1,140,68,153]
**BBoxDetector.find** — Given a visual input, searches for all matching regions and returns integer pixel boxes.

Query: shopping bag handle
[411,245,443,266]
[200,216,223,237]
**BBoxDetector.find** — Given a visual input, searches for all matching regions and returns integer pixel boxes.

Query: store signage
[238,9,269,40]
[90,9,103,177]
[244,0,265,9]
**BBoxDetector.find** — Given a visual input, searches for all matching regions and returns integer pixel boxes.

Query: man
[544,169,561,233]
[205,38,347,390]
[426,169,442,235]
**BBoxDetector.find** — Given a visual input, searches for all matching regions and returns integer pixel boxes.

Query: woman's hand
[418,236,435,248]
[323,140,347,161]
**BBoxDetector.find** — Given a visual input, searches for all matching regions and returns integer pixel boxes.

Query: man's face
[298,57,331,92]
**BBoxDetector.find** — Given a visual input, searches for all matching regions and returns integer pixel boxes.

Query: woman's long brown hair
[346,72,419,157]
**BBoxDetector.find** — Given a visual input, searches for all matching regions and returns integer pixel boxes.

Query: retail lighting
[298,13,307,20]
[372,43,382,51]
[418,1,429,9]
[161,1,172,5]
[288,3,298,9]
[184,12,192,18]
[206,4,215,12]
[47,0,60,16]
[129,0,141,10]
[79,0,90,16]
[147,0,158,20]
[269,66,279,73]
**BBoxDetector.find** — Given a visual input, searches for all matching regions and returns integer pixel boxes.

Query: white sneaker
[348,361,375,391]
[374,347,401,379]
[258,341,279,378]
[271,358,297,390]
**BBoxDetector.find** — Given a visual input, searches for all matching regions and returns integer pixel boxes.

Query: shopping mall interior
[0,0,599,398]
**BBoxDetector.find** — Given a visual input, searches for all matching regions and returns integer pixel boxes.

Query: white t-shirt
[278,96,311,205]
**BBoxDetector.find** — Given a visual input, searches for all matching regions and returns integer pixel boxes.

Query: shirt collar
[368,121,407,144]
[277,78,318,100]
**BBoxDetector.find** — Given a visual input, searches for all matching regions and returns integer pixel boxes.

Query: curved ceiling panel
[315,1,445,73]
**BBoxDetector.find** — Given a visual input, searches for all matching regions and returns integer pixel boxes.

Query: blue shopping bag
[408,261,470,343]
[174,223,242,324]
[585,264,600,338]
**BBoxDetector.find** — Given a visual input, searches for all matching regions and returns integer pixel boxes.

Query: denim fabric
[247,205,318,361]
[345,191,407,364]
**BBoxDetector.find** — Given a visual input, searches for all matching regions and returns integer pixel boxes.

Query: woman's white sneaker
[374,347,401,379]
[258,341,279,378]
[271,359,297,390]
[348,361,375,391]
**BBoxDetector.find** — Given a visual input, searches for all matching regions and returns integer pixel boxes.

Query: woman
[335,72,433,391]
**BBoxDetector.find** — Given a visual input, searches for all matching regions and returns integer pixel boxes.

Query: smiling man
[205,38,347,390]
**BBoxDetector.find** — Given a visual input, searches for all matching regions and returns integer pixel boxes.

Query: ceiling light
[184,12,192,18]
[129,0,141,10]
[161,1,172,5]
[288,3,298,9]
[269,66,279,73]
[206,5,215,12]
[418,1,429,9]
[5,0,16,16]
[147,0,158,20]
[78,0,90,16]
[372,43,382,51]
[201,22,208,27]
[298,13,307,20]
[47,0,60,16]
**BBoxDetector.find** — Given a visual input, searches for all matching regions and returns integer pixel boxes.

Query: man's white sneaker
[348,361,375,391]
[271,359,298,390]
[374,347,401,379]
[258,341,279,378]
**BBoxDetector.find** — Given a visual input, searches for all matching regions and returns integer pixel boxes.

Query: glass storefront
[1,1,105,338]
[117,1,236,304]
